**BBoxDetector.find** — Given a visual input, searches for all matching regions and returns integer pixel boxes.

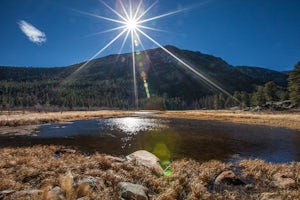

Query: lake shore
[0,110,133,135]
[156,110,300,131]
[0,145,299,200]
[0,110,134,127]
[0,110,299,135]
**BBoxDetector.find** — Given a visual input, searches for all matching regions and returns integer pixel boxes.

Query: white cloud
[18,20,46,44]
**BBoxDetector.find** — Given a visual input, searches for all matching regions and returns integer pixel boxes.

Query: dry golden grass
[156,110,300,131]
[0,110,133,127]
[0,145,299,200]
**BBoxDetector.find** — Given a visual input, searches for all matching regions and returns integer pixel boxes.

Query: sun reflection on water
[103,117,168,149]
[104,117,167,135]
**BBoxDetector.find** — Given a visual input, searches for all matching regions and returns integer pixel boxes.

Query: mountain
[235,66,288,87]
[0,45,289,109]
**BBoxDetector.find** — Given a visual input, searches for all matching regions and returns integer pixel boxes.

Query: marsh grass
[0,146,299,200]
[158,110,300,131]
[0,111,132,127]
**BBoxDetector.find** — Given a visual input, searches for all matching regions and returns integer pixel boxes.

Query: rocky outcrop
[117,182,148,200]
[251,100,293,112]
[126,150,164,175]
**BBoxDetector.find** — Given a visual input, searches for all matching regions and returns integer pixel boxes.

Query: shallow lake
[1,115,300,163]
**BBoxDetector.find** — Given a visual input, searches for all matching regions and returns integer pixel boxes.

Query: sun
[126,19,138,31]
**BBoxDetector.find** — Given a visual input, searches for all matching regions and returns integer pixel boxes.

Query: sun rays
[66,0,237,108]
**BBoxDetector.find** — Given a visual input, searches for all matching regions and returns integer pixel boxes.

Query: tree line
[0,62,299,111]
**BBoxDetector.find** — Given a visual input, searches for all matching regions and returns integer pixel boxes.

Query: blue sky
[0,0,299,71]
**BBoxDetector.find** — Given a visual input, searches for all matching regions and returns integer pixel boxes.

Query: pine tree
[288,61,300,107]
[218,93,226,109]
[253,86,266,106]
[264,81,279,102]
[240,91,250,108]
[213,95,219,109]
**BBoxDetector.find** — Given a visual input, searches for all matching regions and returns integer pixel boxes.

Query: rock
[106,155,126,162]
[45,186,65,200]
[126,150,164,175]
[251,101,293,112]
[244,183,254,190]
[230,106,240,110]
[0,190,15,195]
[214,170,245,186]
[54,148,76,158]
[117,182,148,200]
[251,106,262,112]
[77,176,105,192]
[272,173,296,189]
[77,197,90,200]
[55,148,76,154]
[260,192,281,200]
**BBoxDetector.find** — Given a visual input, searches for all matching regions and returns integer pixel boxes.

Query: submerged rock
[126,150,164,175]
[117,182,148,200]
[272,173,296,189]
[214,170,245,186]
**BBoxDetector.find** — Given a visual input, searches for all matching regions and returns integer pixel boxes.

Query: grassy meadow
[0,110,299,199]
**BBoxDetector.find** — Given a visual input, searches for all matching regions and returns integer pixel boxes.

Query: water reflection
[103,117,168,148]
[104,117,167,135]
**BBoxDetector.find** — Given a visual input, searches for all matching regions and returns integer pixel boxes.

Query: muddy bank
[0,110,132,136]
[0,146,299,200]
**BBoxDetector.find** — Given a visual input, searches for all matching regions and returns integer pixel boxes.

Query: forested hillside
[0,46,290,110]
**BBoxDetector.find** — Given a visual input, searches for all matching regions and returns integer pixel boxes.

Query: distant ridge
[235,66,288,87]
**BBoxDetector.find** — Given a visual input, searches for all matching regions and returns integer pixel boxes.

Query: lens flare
[65,0,238,108]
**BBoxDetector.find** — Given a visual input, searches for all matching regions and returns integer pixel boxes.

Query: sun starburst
[126,19,137,30]
[66,0,238,108]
